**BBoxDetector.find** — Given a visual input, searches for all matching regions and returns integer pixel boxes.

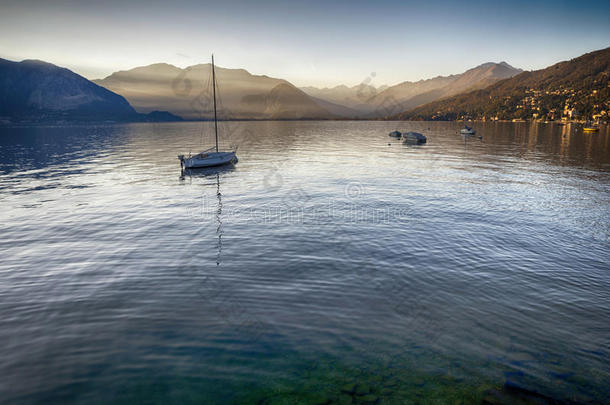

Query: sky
[1,0,609,88]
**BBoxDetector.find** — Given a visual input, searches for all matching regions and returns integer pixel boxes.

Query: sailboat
[178,55,238,169]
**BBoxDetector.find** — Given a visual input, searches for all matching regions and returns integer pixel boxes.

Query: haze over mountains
[93,60,522,120]
[94,64,337,120]
[370,62,521,115]
[396,47,610,121]
[241,83,337,119]
[2,46,608,124]
[0,58,181,123]
[299,84,386,113]
[301,62,522,117]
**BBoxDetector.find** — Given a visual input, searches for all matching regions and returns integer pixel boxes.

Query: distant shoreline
[1,119,605,128]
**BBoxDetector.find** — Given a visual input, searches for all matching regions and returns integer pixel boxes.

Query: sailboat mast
[211,54,219,153]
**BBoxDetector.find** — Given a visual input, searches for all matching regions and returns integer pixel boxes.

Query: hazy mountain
[241,83,337,119]
[143,110,184,122]
[95,63,335,120]
[94,61,521,120]
[0,58,181,123]
[300,84,381,113]
[365,75,457,115]
[299,63,521,117]
[308,96,360,118]
[365,62,522,117]
[396,47,610,121]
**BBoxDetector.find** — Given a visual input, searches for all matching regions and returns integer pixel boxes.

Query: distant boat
[178,55,238,169]
[389,130,402,138]
[460,126,476,135]
[583,122,600,132]
[402,131,427,144]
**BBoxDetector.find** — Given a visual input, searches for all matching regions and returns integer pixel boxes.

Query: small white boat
[389,130,402,138]
[460,126,476,135]
[178,55,237,170]
[402,131,427,144]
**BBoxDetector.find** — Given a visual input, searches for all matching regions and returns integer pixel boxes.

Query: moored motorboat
[402,131,427,144]
[460,126,476,135]
[583,126,599,132]
[583,122,600,132]
[389,130,402,138]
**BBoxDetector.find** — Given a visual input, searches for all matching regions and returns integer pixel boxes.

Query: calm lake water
[0,121,609,404]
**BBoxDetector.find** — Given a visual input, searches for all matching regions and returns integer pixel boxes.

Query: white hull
[180,151,237,168]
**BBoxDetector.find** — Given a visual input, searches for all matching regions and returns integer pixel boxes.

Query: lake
[0,121,609,404]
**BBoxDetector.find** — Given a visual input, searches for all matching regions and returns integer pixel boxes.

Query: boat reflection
[180,164,235,266]
[180,162,236,181]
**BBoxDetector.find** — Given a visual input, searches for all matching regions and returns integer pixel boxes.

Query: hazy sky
[1,0,609,87]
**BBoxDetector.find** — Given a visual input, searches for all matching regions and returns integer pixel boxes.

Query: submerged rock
[481,382,596,405]
[340,382,357,395]
[359,394,379,404]
[355,383,372,396]
[337,394,353,405]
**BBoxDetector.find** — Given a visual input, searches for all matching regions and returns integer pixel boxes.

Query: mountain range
[299,84,385,114]
[362,62,522,117]
[300,62,521,117]
[395,47,610,121]
[93,64,337,120]
[0,58,181,124]
[2,46,608,124]
[93,60,521,120]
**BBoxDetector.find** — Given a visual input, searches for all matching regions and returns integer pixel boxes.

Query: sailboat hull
[181,151,237,168]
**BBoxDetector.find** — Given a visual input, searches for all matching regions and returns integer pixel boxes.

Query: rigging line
[219,68,233,149]
[214,66,226,149]
[212,54,219,153]
[217,74,234,150]
[199,64,212,147]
